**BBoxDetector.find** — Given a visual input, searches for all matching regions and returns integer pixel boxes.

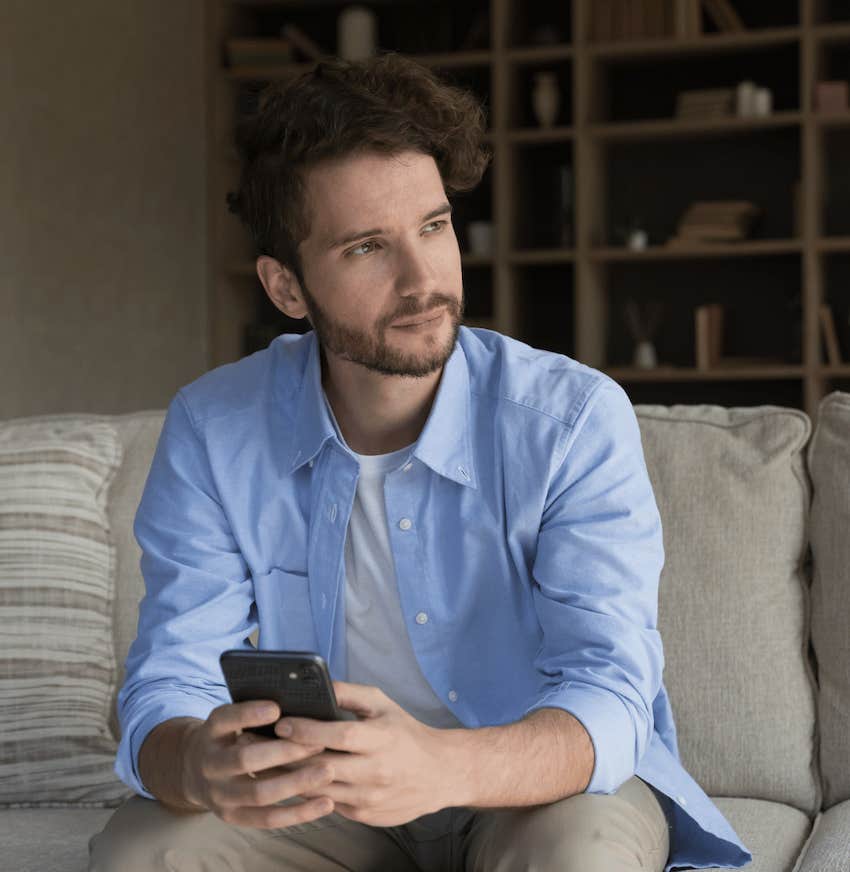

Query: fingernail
[276,720,293,737]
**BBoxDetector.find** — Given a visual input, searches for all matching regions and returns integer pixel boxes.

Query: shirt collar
[287,330,477,490]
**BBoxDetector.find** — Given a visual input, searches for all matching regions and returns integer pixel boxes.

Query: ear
[256,255,309,320]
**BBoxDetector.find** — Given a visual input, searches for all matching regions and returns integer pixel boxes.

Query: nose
[394,238,440,298]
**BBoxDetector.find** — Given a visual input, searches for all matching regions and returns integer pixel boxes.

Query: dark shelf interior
[606,256,803,368]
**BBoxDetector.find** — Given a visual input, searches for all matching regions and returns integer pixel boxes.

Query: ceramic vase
[338,5,377,60]
[634,340,658,369]
[532,72,560,127]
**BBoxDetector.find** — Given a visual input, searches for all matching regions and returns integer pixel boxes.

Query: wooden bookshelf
[208,0,850,419]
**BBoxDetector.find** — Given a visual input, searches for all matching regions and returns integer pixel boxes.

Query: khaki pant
[89,774,671,871]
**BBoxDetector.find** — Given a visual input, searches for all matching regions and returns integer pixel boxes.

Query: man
[90,53,751,870]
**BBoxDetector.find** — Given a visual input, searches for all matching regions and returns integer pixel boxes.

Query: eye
[346,240,379,257]
[424,220,448,233]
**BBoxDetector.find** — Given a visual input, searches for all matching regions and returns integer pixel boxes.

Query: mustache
[387,297,463,324]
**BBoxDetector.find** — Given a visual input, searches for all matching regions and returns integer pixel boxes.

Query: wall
[1,0,208,417]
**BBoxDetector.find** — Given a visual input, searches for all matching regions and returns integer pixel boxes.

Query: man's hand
[274,681,457,827]
[180,700,336,829]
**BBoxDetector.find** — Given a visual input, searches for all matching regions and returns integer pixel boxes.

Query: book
[695,303,724,369]
[702,0,746,32]
[820,304,843,365]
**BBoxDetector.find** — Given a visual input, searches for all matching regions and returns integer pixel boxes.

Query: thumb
[332,680,388,718]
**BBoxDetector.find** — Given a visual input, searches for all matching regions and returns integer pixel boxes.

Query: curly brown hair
[225,51,492,286]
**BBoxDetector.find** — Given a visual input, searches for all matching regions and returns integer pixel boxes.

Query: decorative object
[820,304,843,365]
[814,81,849,114]
[532,72,560,127]
[736,80,757,117]
[467,220,494,255]
[752,87,773,117]
[624,300,662,369]
[614,215,648,247]
[337,5,377,60]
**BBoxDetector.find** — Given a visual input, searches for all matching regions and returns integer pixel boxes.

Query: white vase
[634,340,658,369]
[338,6,377,60]
[532,72,560,128]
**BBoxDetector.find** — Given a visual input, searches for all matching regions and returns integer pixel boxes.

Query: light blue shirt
[115,327,752,871]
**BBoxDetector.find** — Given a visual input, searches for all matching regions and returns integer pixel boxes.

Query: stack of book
[667,201,760,246]
[675,87,736,120]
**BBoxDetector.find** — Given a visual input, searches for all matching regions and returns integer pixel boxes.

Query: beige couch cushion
[107,411,167,743]
[635,404,820,815]
[808,390,850,810]
[0,414,132,807]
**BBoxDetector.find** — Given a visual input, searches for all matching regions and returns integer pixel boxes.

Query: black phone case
[219,649,356,738]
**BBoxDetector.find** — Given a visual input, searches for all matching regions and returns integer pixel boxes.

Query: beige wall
[1,0,208,418]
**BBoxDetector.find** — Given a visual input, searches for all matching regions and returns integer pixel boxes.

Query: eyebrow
[325,202,453,251]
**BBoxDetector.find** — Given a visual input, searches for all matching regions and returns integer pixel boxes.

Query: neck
[321,349,443,456]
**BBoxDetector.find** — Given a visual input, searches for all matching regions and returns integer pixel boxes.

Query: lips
[392,309,445,328]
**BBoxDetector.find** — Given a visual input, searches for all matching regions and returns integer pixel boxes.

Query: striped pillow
[0,415,133,807]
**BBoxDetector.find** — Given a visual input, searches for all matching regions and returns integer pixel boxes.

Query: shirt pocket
[253,567,320,652]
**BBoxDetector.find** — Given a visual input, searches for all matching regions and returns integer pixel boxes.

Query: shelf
[813,21,850,44]
[505,44,573,64]
[588,26,801,61]
[508,248,575,264]
[822,365,850,376]
[817,237,850,253]
[813,111,850,129]
[505,126,575,143]
[404,50,493,69]
[605,365,804,382]
[589,111,803,142]
[591,239,803,261]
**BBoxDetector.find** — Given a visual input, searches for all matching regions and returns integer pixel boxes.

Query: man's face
[293,150,465,378]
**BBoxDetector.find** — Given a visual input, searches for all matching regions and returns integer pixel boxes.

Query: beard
[298,277,465,379]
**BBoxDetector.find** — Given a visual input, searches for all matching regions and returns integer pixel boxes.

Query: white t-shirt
[323,393,463,729]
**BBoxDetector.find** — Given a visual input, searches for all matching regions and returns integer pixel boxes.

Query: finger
[210,738,326,779]
[219,760,336,810]
[222,795,334,830]
[207,700,281,740]
[275,716,369,753]
[331,682,385,717]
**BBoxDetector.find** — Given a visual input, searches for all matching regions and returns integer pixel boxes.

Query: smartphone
[219,649,357,738]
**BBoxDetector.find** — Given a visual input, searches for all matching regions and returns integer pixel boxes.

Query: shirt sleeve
[523,377,665,795]
[114,390,258,799]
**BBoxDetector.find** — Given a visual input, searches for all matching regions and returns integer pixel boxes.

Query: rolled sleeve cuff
[114,696,220,800]
[523,683,642,795]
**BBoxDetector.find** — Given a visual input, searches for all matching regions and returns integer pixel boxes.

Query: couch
[1,391,849,872]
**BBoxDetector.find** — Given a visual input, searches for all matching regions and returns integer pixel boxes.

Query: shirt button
[448,690,458,702]
[415,611,428,624]
[308,460,314,468]
[403,462,413,472]
[399,518,412,531]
